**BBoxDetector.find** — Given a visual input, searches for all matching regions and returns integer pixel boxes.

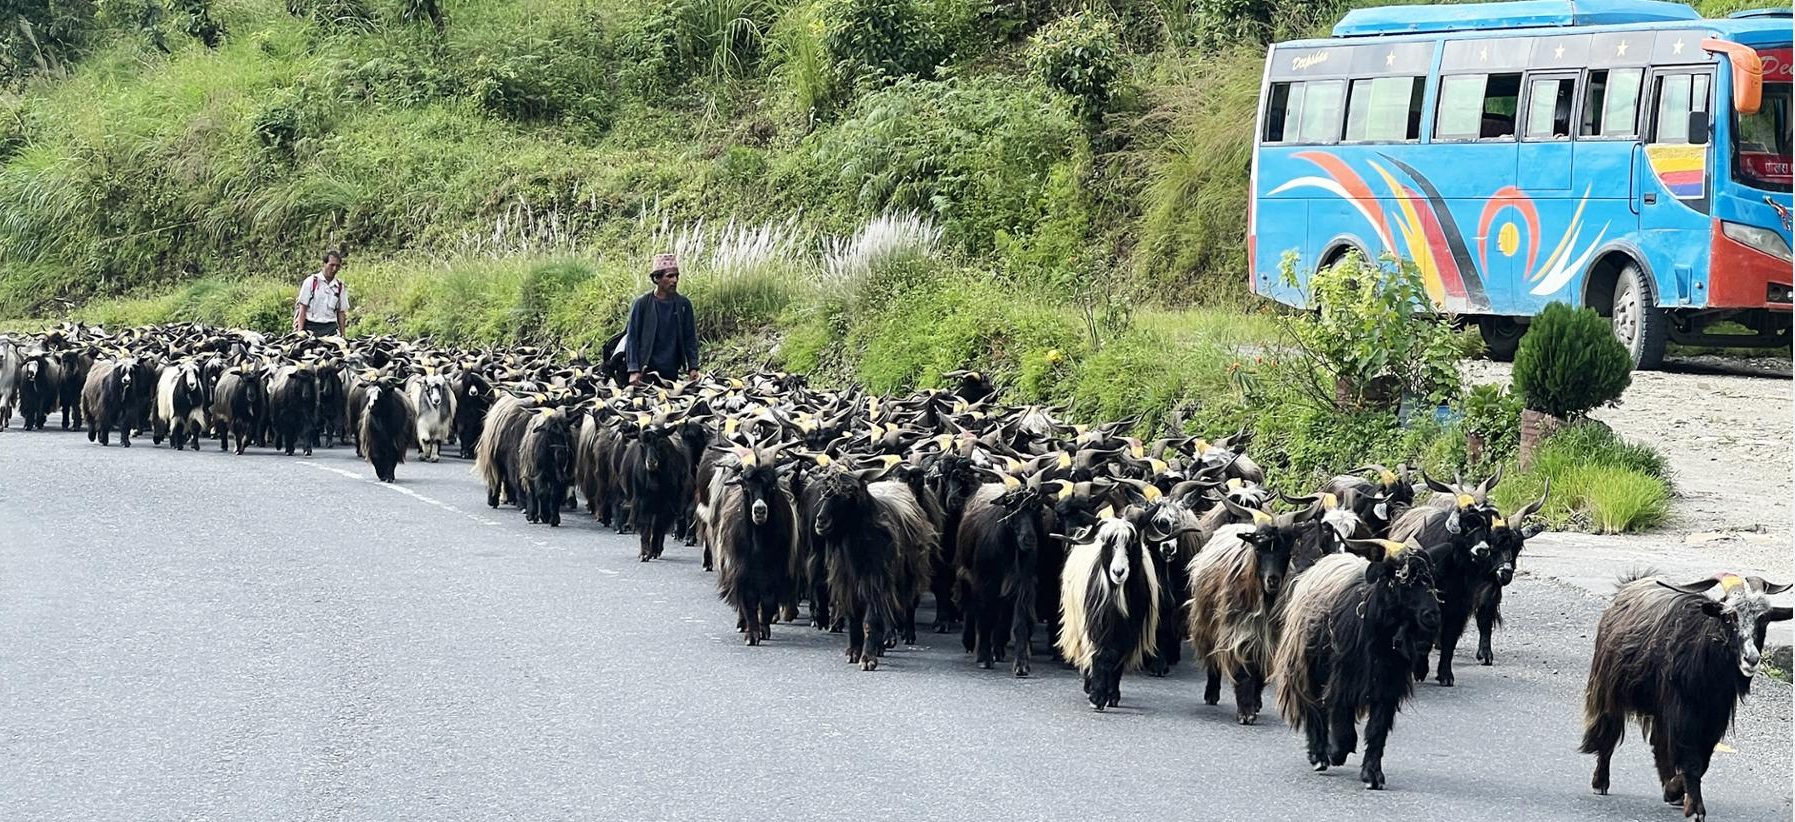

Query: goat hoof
[1312,762,1328,772]
[1237,713,1258,726]
[1012,662,1030,678]
[1437,674,1454,687]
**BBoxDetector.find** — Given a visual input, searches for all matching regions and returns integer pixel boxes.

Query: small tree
[1511,301,1631,468]
[1279,251,1464,410]
[1512,301,1631,419]
[1027,11,1123,125]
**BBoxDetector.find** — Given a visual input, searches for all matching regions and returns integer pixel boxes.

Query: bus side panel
[1253,148,1316,309]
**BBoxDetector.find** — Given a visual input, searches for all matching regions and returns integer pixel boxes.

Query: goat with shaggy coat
[1582,573,1792,821]
[1185,502,1335,724]
[0,337,19,430]
[810,465,933,670]
[712,454,801,644]
[210,368,265,455]
[621,422,692,560]
[17,349,59,430]
[475,393,535,509]
[57,349,92,430]
[81,357,143,447]
[407,373,456,462]
[1273,545,1442,790]
[1057,517,1160,710]
[451,371,492,459]
[359,378,414,483]
[153,360,208,451]
[518,407,575,526]
[266,365,319,456]
[1388,496,1500,687]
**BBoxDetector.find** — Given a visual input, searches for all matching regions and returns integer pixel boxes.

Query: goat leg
[1358,700,1398,790]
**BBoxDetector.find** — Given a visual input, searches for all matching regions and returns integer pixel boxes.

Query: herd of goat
[1,322,1788,818]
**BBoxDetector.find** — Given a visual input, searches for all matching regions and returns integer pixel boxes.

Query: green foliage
[1460,382,1522,464]
[2,1,99,84]
[818,0,945,101]
[1281,251,1465,407]
[1512,301,1632,418]
[285,0,376,34]
[1027,11,1124,124]
[786,76,1084,251]
[1493,421,1672,533]
[1131,45,1262,300]
[466,31,612,132]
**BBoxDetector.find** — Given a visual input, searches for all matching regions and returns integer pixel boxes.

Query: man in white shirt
[293,250,350,336]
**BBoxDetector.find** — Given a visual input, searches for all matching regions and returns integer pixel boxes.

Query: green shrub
[819,0,945,97]
[1512,301,1632,418]
[1460,382,1522,464]
[1280,251,1464,407]
[1027,11,1124,124]
[1573,465,1671,534]
[785,76,1084,251]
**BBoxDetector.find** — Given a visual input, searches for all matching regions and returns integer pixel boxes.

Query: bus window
[1436,73,1522,140]
[1296,80,1346,143]
[1264,82,1300,143]
[1650,72,1711,145]
[1345,76,1425,142]
[1524,76,1575,140]
[1581,69,1643,137]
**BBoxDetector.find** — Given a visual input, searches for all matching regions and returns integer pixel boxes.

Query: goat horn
[1655,576,1723,595]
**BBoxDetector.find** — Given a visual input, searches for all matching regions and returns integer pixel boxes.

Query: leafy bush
[1460,382,1522,464]
[786,76,1084,251]
[1280,251,1464,407]
[466,35,612,132]
[1027,11,1124,123]
[1512,301,1632,418]
[818,0,945,98]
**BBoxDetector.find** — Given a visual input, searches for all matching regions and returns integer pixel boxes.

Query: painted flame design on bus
[1269,151,1612,309]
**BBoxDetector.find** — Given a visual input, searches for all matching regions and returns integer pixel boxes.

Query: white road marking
[300,461,503,527]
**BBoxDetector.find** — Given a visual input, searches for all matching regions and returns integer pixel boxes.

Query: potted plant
[1510,302,1632,468]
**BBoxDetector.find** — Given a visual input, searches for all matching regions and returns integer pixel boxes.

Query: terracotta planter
[1519,408,1565,470]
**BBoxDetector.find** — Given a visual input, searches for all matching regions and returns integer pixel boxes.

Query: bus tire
[1477,316,1526,361]
[1610,262,1667,370]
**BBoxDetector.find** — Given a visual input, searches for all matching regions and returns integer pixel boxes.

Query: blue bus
[1248,0,1792,368]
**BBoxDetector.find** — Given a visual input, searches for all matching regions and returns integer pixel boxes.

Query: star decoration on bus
[1672,39,1685,55]
[1479,46,1490,61]
[1386,51,1396,66]
[1553,44,1565,59]
[1616,40,1629,56]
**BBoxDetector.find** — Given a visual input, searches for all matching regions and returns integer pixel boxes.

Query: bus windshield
[1736,82,1791,192]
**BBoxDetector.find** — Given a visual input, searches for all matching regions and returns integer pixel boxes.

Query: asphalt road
[3,422,1791,822]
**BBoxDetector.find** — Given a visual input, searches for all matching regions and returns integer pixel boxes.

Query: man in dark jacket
[624,253,700,386]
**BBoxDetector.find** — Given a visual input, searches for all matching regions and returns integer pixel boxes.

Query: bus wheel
[1610,263,1667,370]
[1477,316,1526,362]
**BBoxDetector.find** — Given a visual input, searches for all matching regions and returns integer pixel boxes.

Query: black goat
[519,407,575,525]
[621,420,692,560]
[1388,492,1506,687]
[712,450,800,644]
[1582,573,1792,821]
[452,370,492,459]
[18,349,60,430]
[314,361,347,448]
[810,464,933,670]
[1274,543,1442,790]
[56,348,91,430]
[266,365,319,456]
[358,378,413,483]
[955,478,1102,677]
[210,368,265,455]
